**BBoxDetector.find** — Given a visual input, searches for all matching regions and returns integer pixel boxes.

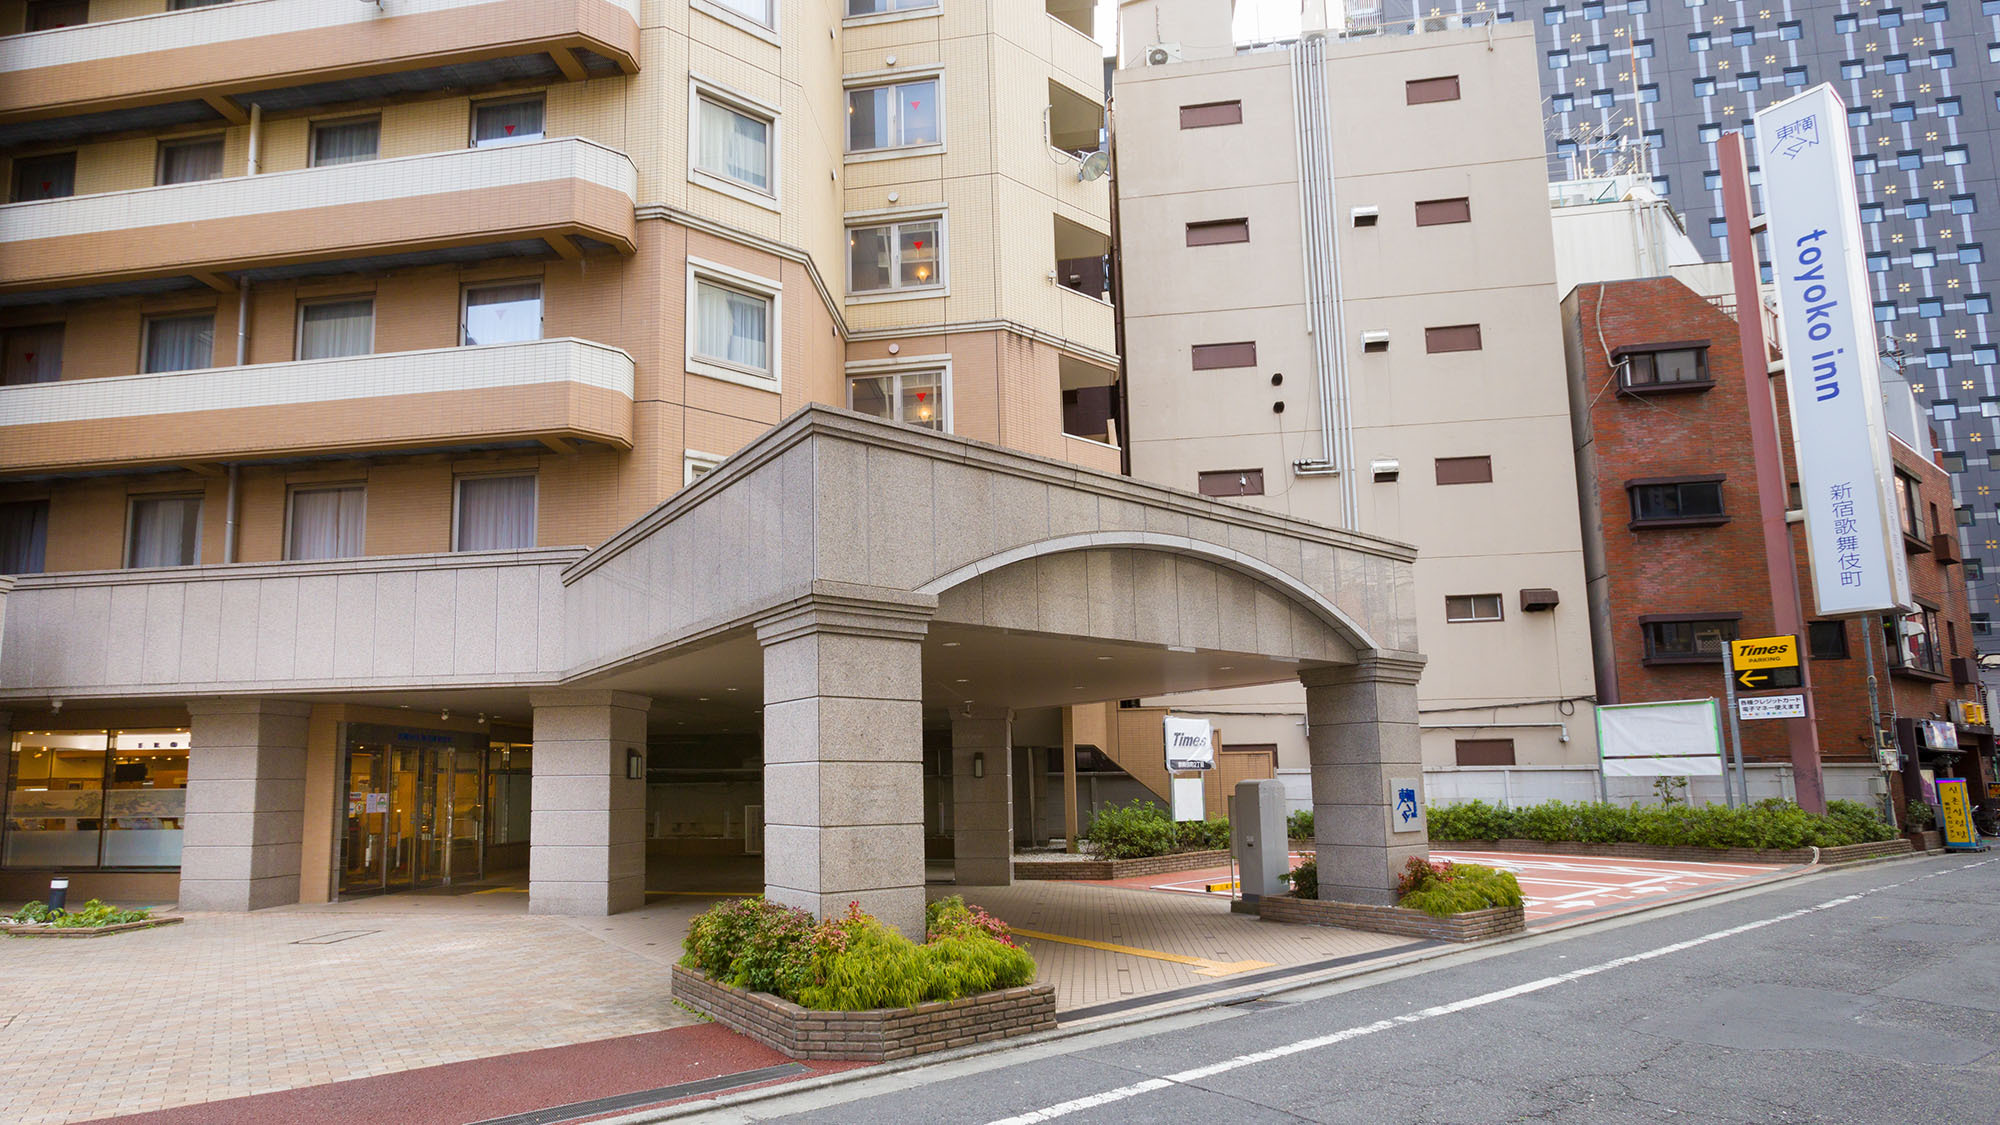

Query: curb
[597,846,1947,1123]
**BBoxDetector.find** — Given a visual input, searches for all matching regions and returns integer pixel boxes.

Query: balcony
[0,0,640,148]
[0,337,635,474]
[1044,2,1105,94]
[0,138,638,305]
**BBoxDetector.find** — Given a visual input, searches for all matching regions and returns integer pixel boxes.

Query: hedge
[1428,798,1897,851]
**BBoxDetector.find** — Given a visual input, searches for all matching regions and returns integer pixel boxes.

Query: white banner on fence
[1596,699,1725,777]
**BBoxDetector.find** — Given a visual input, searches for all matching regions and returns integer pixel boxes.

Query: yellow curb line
[1010,928,1274,978]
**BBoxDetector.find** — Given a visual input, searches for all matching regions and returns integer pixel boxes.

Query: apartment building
[1113,2,1600,805]
[0,0,1435,929]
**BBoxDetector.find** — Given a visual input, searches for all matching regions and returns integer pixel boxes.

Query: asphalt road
[703,852,2000,1124]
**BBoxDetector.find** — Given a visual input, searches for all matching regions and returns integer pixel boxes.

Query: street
[702,853,2000,1124]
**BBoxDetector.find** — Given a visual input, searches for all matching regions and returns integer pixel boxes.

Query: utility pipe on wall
[224,102,261,566]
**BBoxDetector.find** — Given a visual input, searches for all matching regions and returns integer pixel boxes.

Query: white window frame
[684,450,723,487]
[1444,593,1505,623]
[282,483,366,561]
[294,295,376,361]
[459,279,544,347]
[685,256,782,391]
[124,492,204,569]
[308,115,380,168]
[844,356,952,433]
[687,76,781,211]
[468,94,546,149]
[692,0,779,44]
[843,0,941,27]
[843,69,945,160]
[451,472,538,553]
[843,207,948,301]
[140,310,216,374]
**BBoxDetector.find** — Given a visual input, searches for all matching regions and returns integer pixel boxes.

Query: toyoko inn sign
[1755,85,1913,616]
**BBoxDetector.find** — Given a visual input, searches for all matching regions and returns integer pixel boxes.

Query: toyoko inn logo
[1773,114,1820,160]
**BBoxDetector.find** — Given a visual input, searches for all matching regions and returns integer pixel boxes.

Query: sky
[1091,0,1309,53]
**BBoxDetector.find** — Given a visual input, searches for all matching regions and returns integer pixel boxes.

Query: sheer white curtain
[127,496,201,569]
[695,281,768,371]
[0,500,48,575]
[288,487,364,560]
[143,314,214,373]
[298,300,373,360]
[2,323,62,385]
[158,138,223,184]
[472,99,545,147]
[311,119,379,167]
[697,100,769,190]
[462,283,542,346]
[456,476,536,551]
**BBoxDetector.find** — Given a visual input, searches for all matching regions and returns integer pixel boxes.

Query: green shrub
[1280,858,1317,899]
[1395,856,1523,918]
[1175,817,1231,852]
[1905,799,1937,829]
[1287,809,1314,840]
[9,899,149,928]
[9,901,52,924]
[1428,798,1896,850]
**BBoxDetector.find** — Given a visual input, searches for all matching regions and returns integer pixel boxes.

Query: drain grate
[291,929,379,945]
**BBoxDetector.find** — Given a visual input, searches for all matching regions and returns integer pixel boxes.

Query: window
[142,313,214,373]
[1848,107,1873,127]
[1543,5,1565,23]
[1876,302,1899,322]
[1698,123,1722,144]
[1944,145,1970,166]
[2,323,62,385]
[684,451,721,486]
[1924,1,1949,19]
[1932,49,1956,68]
[127,494,202,568]
[1976,346,1998,365]
[1890,604,1945,674]
[1633,38,1655,58]
[1926,348,1950,369]
[848,216,942,293]
[1639,84,1660,103]
[1897,149,1923,172]
[1897,472,1926,539]
[849,0,936,13]
[1454,739,1516,766]
[455,476,535,551]
[297,298,373,360]
[156,135,223,185]
[1905,197,1930,218]
[700,0,773,27]
[471,96,544,147]
[1881,6,1906,25]
[1885,53,1912,74]
[1933,400,1958,421]
[1961,243,1985,264]
[1185,219,1250,246]
[287,486,365,561]
[847,78,939,152]
[25,0,90,29]
[1737,72,1761,91]
[849,367,946,431]
[1808,621,1850,660]
[1778,19,1802,39]
[1587,44,1610,64]
[1861,203,1886,223]
[1192,342,1256,370]
[1869,253,1893,274]
[1912,247,1938,269]
[1784,67,1809,87]
[1731,25,1754,45]
[1415,197,1470,226]
[1179,101,1243,127]
[310,117,378,167]
[1835,12,1860,32]
[1548,50,1572,70]
[1641,617,1737,662]
[1688,32,1711,51]
[1435,456,1493,485]
[1406,77,1461,105]
[1198,469,1265,497]
[1939,97,1964,118]
[1629,478,1726,524]
[1592,88,1616,109]
[10,151,75,202]
[1445,594,1503,622]
[694,92,773,195]
[3,730,190,871]
[1841,59,1866,80]
[1892,103,1917,123]
[1952,194,1977,215]
[1694,76,1718,97]
[1425,324,1483,353]
[1620,346,1708,388]
[1920,297,1944,317]
[461,282,541,346]
[1968,293,1993,315]
[0,499,48,575]
[689,266,777,383]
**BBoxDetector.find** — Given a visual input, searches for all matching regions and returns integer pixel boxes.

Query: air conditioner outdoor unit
[1145,42,1183,66]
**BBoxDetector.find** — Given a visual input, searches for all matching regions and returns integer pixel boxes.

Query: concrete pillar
[179,699,312,911]
[527,690,651,916]
[951,706,1014,886]
[1301,652,1429,906]
[757,584,935,939]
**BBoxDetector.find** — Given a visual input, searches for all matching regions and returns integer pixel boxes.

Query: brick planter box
[3,915,182,938]
[1436,837,1912,866]
[670,964,1056,1061]
[1258,895,1524,942]
[1013,849,1232,881]
[1903,830,1943,852]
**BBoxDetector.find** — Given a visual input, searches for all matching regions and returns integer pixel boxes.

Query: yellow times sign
[1730,635,1799,670]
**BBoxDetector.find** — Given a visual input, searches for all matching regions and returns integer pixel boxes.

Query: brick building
[1561,275,1995,824]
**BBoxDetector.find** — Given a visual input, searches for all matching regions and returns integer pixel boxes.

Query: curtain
[697,100,768,190]
[128,496,201,569]
[457,476,536,551]
[288,487,364,561]
[473,99,545,147]
[696,281,767,371]
[11,152,74,202]
[143,314,214,373]
[462,283,541,346]
[0,500,48,575]
[898,80,939,145]
[159,138,223,185]
[312,119,379,167]
[299,300,374,360]
[2,323,62,385]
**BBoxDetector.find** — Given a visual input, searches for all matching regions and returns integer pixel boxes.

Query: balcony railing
[0,138,638,300]
[0,337,635,474]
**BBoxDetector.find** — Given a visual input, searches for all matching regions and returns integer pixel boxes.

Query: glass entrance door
[338,728,485,897]
[339,742,389,897]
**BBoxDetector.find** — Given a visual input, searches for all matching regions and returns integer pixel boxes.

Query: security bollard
[48,878,68,912]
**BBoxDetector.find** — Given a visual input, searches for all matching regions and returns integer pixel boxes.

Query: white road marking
[985,859,1996,1125]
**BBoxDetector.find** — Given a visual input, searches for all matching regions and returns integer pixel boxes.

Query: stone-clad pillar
[951,706,1014,886]
[1301,652,1429,906]
[528,690,652,916]
[180,699,313,911]
[757,584,935,938]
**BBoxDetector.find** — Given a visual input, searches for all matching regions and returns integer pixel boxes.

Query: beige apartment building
[0,0,1434,931]
[1114,1,1601,804]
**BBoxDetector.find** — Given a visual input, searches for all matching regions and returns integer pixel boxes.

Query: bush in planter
[1287,809,1314,840]
[8,899,151,928]
[1428,798,1896,850]
[1905,799,1938,830]
[1175,817,1231,852]
[1395,856,1523,918]
[1279,858,1317,899]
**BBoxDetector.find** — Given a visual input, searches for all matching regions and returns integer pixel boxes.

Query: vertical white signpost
[1163,715,1214,822]
[1755,86,1913,617]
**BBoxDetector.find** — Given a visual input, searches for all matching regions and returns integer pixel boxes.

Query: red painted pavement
[89,1022,863,1125]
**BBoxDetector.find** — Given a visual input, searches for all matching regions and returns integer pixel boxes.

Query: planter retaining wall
[1013,849,1232,881]
[1435,837,1911,866]
[1257,896,1524,942]
[670,964,1057,1061]
[3,916,182,938]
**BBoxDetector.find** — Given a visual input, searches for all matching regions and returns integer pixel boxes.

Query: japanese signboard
[1390,776,1424,834]
[1738,694,1806,721]
[1730,635,1803,690]
[1162,715,1215,772]
[1936,778,1978,849]
[1755,86,1913,616]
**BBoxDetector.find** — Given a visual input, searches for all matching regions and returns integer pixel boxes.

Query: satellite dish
[1077,150,1110,182]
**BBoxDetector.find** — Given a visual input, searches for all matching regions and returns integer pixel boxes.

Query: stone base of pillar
[179,700,312,912]
[528,691,651,917]
[951,707,1014,887]
[1302,654,1429,907]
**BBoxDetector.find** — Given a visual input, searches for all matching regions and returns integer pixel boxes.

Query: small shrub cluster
[1084,800,1230,859]
[679,895,1036,1012]
[1280,858,1317,899]
[1287,809,1314,840]
[1904,799,1938,830]
[1427,798,1897,850]
[1395,856,1524,918]
[8,900,152,928]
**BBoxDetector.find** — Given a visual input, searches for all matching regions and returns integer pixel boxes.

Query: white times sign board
[1755,85,1912,616]
[1163,715,1215,772]
[1738,694,1807,721]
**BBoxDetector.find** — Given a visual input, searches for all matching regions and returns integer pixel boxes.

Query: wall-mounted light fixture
[626,749,645,780]
[972,752,986,779]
